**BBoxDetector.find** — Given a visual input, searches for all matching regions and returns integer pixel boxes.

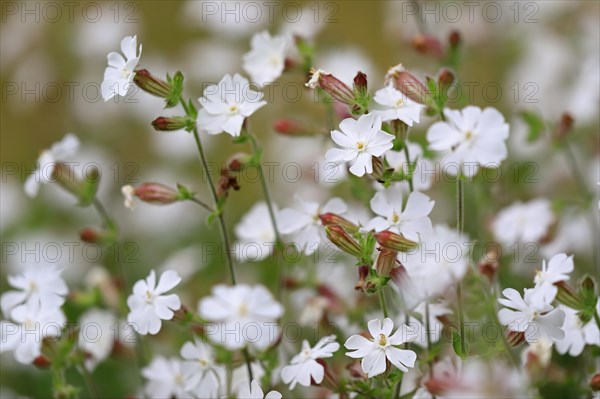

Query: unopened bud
[438,68,455,91]
[319,213,359,234]
[355,265,370,291]
[448,30,461,49]
[385,65,430,104]
[374,230,418,252]
[478,250,499,283]
[325,225,363,258]
[33,355,51,369]
[79,227,115,244]
[217,168,240,199]
[152,116,193,132]
[273,118,313,136]
[353,71,368,94]
[133,69,172,98]
[555,280,584,310]
[346,361,368,379]
[134,183,179,205]
[375,248,398,277]
[554,112,574,140]
[371,156,384,179]
[227,153,252,171]
[506,330,526,347]
[590,374,600,391]
[411,34,445,58]
[389,264,409,290]
[306,68,355,105]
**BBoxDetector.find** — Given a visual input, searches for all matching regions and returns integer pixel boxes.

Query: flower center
[465,130,473,140]
[269,54,281,67]
[24,319,35,330]
[356,141,365,151]
[378,333,387,346]
[199,359,208,368]
[145,290,154,303]
[28,280,38,293]
[121,67,131,79]
[394,98,405,108]
[392,211,400,224]
[238,303,249,317]
[228,104,239,114]
[174,373,184,386]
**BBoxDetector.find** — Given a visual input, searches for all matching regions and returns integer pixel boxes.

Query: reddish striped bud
[151,116,194,131]
[590,374,600,391]
[506,330,526,347]
[355,265,370,291]
[374,230,418,252]
[133,69,171,98]
[273,118,313,136]
[306,68,355,105]
[375,248,398,277]
[33,355,51,369]
[411,34,445,58]
[325,225,363,258]
[385,65,430,104]
[133,183,179,205]
[319,213,359,233]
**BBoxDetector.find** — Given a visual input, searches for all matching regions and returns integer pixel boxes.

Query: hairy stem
[378,289,389,318]
[456,178,467,356]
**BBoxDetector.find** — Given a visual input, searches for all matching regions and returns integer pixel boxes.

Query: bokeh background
[1,1,599,398]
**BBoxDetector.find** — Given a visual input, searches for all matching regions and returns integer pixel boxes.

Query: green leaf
[520,111,545,143]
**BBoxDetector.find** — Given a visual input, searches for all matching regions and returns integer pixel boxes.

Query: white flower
[236,380,281,399]
[78,309,117,370]
[345,318,417,377]
[401,225,470,299]
[427,106,509,178]
[278,196,347,255]
[492,199,554,247]
[141,357,191,399]
[180,338,224,398]
[366,186,434,242]
[24,133,80,198]
[530,253,574,307]
[281,335,340,389]
[399,302,453,348]
[243,31,288,86]
[235,202,277,262]
[127,270,181,335]
[372,86,424,126]
[522,338,553,367]
[385,142,433,192]
[1,262,68,317]
[325,113,394,177]
[199,284,283,350]
[197,73,267,137]
[101,35,141,101]
[0,301,65,364]
[554,304,600,356]
[305,68,327,89]
[121,185,137,209]
[498,288,565,343]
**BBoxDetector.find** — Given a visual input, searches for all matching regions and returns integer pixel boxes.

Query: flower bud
[411,34,445,58]
[478,249,499,283]
[227,152,252,171]
[355,265,370,291]
[33,355,51,369]
[306,68,355,105]
[151,116,194,132]
[375,248,398,277]
[79,227,115,245]
[133,183,179,205]
[506,330,526,347]
[346,361,368,379]
[389,264,409,289]
[217,168,240,199]
[353,71,368,96]
[385,65,430,104]
[554,112,574,140]
[325,225,363,258]
[438,68,455,92]
[374,230,418,252]
[371,156,385,180]
[273,118,313,136]
[555,280,584,310]
[133,69,172,98]
[448,30,461,49]
[319,213,359,234]
[590,374,600,391]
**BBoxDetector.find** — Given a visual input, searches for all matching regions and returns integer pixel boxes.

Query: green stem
[594,310,600,329]
[242,348,254,387]
[393,379,402,399]
[456,178,467,356]
[378,289,389,318]
[79,364,99,399]
[189,197,213,212]
[92,198,114,230]
[425,302,434,378]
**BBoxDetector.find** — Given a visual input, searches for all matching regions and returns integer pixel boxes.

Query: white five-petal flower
[235,202,278,261]
[197,73,267,137]
[326,113,394,177]
[236,379,281,399]
[127,270,182,335]
[427,106,509,178]
[530,253,574,307]
[367,185,434,242]
[180,338,224,398]
[345,318,417,377]
[24,133,80,198]
[492,199,554,247]
[101,35,142,101]
[77,309,117,370]
[141,357,190,399]
[281,335,339,389]
[243,31,288,86]
[554,304,600,357]
[372,86,424,126]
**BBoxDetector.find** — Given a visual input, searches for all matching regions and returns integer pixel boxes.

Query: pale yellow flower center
[238,303,249,317]
[394,98,405,108]
[378,333,387,346]
[145,290,154,302]
[392,211,400,224]
[228,104,239,114]
[465,130,473,140]
[356,141,365,151]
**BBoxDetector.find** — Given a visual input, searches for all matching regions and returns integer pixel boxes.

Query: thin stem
[403,142,414,193]
[242,348,254,386]
[378,289,389,318]
[79,365,99,399]
[425,302,434,378]
[456,178,467,356]
[189,197,213,212]
[92,198,113,230]
[393,379,402,399]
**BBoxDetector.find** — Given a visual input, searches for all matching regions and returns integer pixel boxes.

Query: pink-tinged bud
[151,116,193,132]
[227,152,252,171]
[375,248,398,277]
[353,71,368,93]
[319,213,359,234]
[448,30,461,49]
[325,225,363,258]
[506,330,526,347]
[133,69,172,98]
[385,65,430,105]
[412,34,445,58]
[79,227,110,244]
[355,265,370,291]
[438,68,455,90]
[554,112,574,140]
[478,248,499,283]
[346,361,368,379]
[33,355,51,369]
[389,264,409,289]
[555,281,584,310]
[334,102,353,120]
[590,374,600,391]
[273,118,313,136]
[306,68,355,105]
[375,230,418,252]
[134,183,179,205]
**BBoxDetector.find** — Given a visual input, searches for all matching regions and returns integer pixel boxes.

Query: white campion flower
[400,225,470,299]
[121,185,137,210]
[0,262,68,317]
[521,338,553,367]
[498,288,566,343]
[0,300,65,364]
[141,357,191,399]
[101,35,142,101]
[24,133,80,198]
[180,338,224,398]
[372,86,424,126]
[198,284,283,351]
[236,379,281,399]
[426,106,509,178]
[399,302,453,348]
[325,113,394,177]
[554,304,600,357]
[78,309,117,370]
[242,31,288,86]
[530,253,574,307]
[366,185,434,242]
[281,335,340,389]
[197,73,267,137]
[235,202,277,262]
[127,270,181,335]
[278,196,347,255]
[385,142,433,192]
[492,199,554,247]
[344,318,417,377]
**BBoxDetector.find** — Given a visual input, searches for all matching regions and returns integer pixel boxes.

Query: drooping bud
[133,69,172,99]
[375,248,398,277]
[374,230,418,252]
[355,265,370,291]
[411,34,445,58]
[448,30,461,49]
[319,213,359,234]
[306,68,355,105]
[33,355,51,369]
[437,68,455,92]
[227,152,252,172]
[133,183,179,205]
[389,264,409,290]
[353,71,368,95]
[590,374,600,391]
[151,116,194,132]
[385,65,430,104]
[325,225,363,258]
[554,112,574,140]
[273,118,314,136]
[506,330,526,347]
